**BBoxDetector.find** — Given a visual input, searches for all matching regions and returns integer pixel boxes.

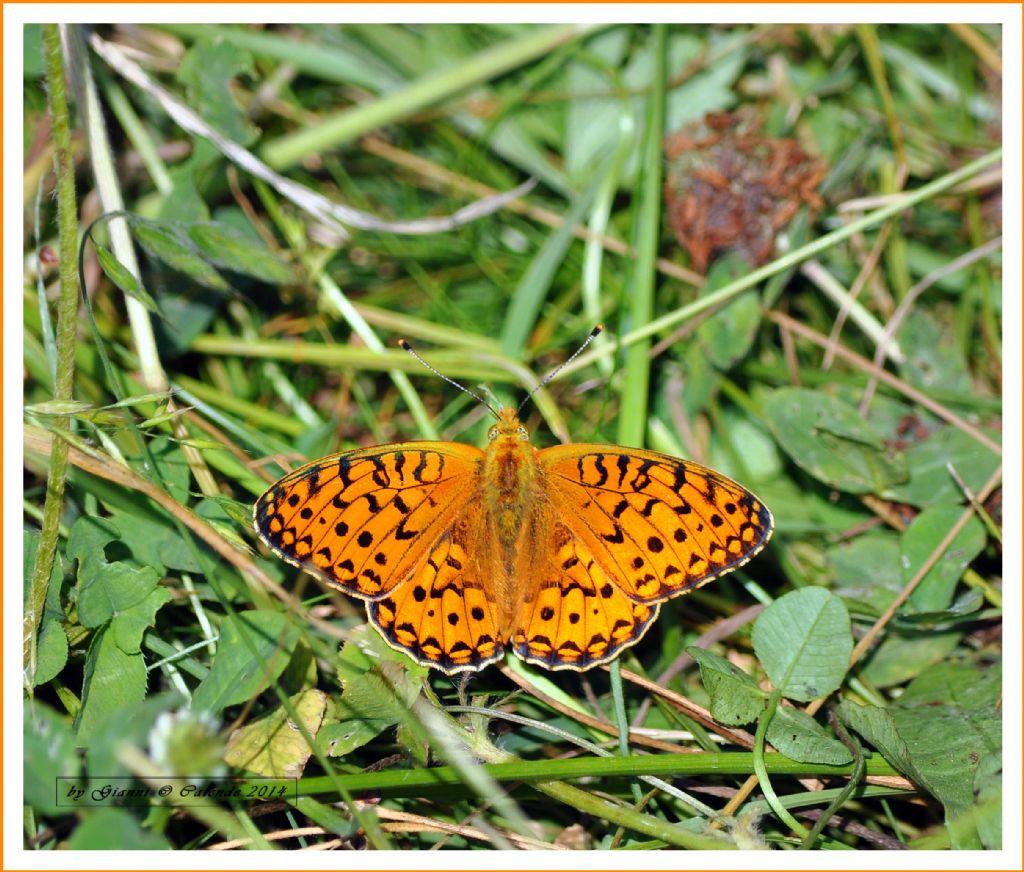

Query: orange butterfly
[254,329,772,674]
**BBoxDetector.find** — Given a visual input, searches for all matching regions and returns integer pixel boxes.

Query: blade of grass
[156,22,406,89]
[616,25,665,448]
[583,112,635,377]
[295,751,898,797]
[261,24,602,169]
[856,24,908,169]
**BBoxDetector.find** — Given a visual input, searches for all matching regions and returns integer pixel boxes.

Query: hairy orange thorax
[483,407,538,540]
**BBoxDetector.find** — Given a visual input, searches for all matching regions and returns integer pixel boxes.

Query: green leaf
[859,629,962,688]
[897,588,983,625]
[337,657,421,724]
[841,661,1001,834]
[333,627,427,725]
[158,162,212,223]
[66,809,170,850]
[763,387,908,493]
[111,586,174,654]
[680,342,723,416]
[187,221,293,284]
[663,32,747,129]
[563,28,630,184]
[766,705,852,765]
[901,506,987,613]
[77,561,161,630]
[695,257,763,369]
[74,626,148,746]
[34,618,69,686]
[835,699,921,782]
[24,703,79,816]
[881,425,1001,507]
[133,220,230,292]
[317,717,392,758]
[107,508,202,574]
[192,611,300,713]
[67,515,120,577]
[177,38,259,146]
[224,689,326,778]
[897,309,973,395]
[752,587,852,702]
[970,753,1002,849]
[687,646,765,725]
[95,244,161,313]
[827,531,903,613]
[150,287,221,357]
[24,23,44,78]
[895,656,1000,709]
[894,662,1000,828]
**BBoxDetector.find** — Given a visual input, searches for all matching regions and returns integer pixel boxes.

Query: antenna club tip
[592,324,604,336]
[397,338,411,350]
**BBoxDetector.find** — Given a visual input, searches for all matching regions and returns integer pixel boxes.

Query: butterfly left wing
[538,444,773,604]
[254,443,483,600]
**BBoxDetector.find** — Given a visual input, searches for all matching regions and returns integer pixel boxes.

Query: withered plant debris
[664,110,825,274]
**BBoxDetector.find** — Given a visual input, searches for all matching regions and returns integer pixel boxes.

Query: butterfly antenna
[517,324,604,414]
[398,339,500,418]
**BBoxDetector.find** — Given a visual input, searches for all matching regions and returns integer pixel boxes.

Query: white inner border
[5,5,1021,871]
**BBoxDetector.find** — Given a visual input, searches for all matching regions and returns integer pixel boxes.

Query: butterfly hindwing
[511,514,659,670]
[368,505,504,673]
[539,444,773,604]
[254,443,483,599]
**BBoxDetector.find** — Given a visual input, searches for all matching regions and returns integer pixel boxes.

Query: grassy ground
[23,22,1003,851]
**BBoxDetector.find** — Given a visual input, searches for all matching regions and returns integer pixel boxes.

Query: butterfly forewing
[253,443,483,599]
[539,445,773,604]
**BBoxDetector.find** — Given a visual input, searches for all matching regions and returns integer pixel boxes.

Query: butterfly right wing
[538,444,773,604]
[253,443,483,600]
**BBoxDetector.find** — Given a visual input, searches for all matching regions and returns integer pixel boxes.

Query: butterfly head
[488,407,530,442]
